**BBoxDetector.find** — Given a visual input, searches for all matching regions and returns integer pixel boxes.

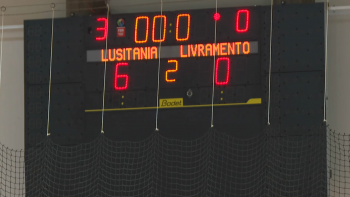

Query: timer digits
[95,9,250,42]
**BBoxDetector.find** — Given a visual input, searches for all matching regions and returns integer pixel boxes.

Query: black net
[0,129,336,196]
[327,130,350,196]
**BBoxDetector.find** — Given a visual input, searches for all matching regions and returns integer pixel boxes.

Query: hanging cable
[46,4,55,136]
[267,0,273,126]
[210,0,218,128]
[324,0,329,122]
[100,2,110,134]
[155,0,163,131]
[0,7,5,101]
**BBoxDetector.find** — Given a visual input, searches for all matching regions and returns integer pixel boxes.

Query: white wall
[0,29,24,150]
[0,0,66,150]
[327,1,350,134]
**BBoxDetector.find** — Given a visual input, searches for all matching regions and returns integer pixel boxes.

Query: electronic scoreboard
[24,3,327,196]
[25,3,325,144]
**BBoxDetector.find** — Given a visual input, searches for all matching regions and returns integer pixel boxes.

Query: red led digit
[166,60,178,82]
[152,15,167,43]
[236,10,249,33]
[135,16,149,43]
[115,62,129,90]
[96,18,107,41]
[176,14,190,41]
[215,57,230,85]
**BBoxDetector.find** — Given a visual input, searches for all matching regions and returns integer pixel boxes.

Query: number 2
[166,60,178,82]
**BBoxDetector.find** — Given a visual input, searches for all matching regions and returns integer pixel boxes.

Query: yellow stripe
[85,98,262,113]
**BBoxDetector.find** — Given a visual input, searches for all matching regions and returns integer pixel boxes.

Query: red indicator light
[213,13,221,21]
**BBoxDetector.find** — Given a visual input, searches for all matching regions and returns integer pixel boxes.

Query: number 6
[115,63,129,90]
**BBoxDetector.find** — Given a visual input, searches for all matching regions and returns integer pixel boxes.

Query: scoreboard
[24,4,325,145]
[83,7,262,141]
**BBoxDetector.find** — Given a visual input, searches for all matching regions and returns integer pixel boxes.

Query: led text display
[86,41,258,62]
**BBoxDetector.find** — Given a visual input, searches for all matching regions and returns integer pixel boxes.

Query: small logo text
[159,98,183,108]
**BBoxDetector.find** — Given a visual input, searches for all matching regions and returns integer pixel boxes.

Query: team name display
[98,42,253,62]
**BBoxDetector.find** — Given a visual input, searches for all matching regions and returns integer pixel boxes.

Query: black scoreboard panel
[24,3,326,196]
[24,4,325,143]
[25,6,268,144]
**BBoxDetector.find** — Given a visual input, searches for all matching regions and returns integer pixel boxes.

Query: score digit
[96,18,107,41]
[176,14,190,41]
[215,57,230,85]
[166,60,178,82]
[134,14,191,44]
[236,10,249,33]
[115,63,129,90]
[152,15,167,42]
[135,16,149,43]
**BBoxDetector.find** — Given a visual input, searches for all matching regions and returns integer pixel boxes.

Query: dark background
[24,3,326,196]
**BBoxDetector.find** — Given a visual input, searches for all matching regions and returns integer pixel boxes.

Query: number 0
[215,57,230,85]
[176,14,190,41]
[236,10,249,33]
[135,16,149,43]
[152,15,167,42]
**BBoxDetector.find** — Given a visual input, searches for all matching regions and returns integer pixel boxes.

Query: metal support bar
[329,6,350,11]
[0,25,23,30]
[273,0,314,4]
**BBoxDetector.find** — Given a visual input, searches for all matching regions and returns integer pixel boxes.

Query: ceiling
[0,0,340,26]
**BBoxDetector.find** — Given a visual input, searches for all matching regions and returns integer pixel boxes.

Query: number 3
[96,18,107,41]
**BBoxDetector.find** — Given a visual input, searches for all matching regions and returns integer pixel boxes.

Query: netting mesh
[0,128,342,197]
[327,130,350,196]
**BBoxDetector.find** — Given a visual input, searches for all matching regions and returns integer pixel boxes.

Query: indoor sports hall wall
[0,0,349,196]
